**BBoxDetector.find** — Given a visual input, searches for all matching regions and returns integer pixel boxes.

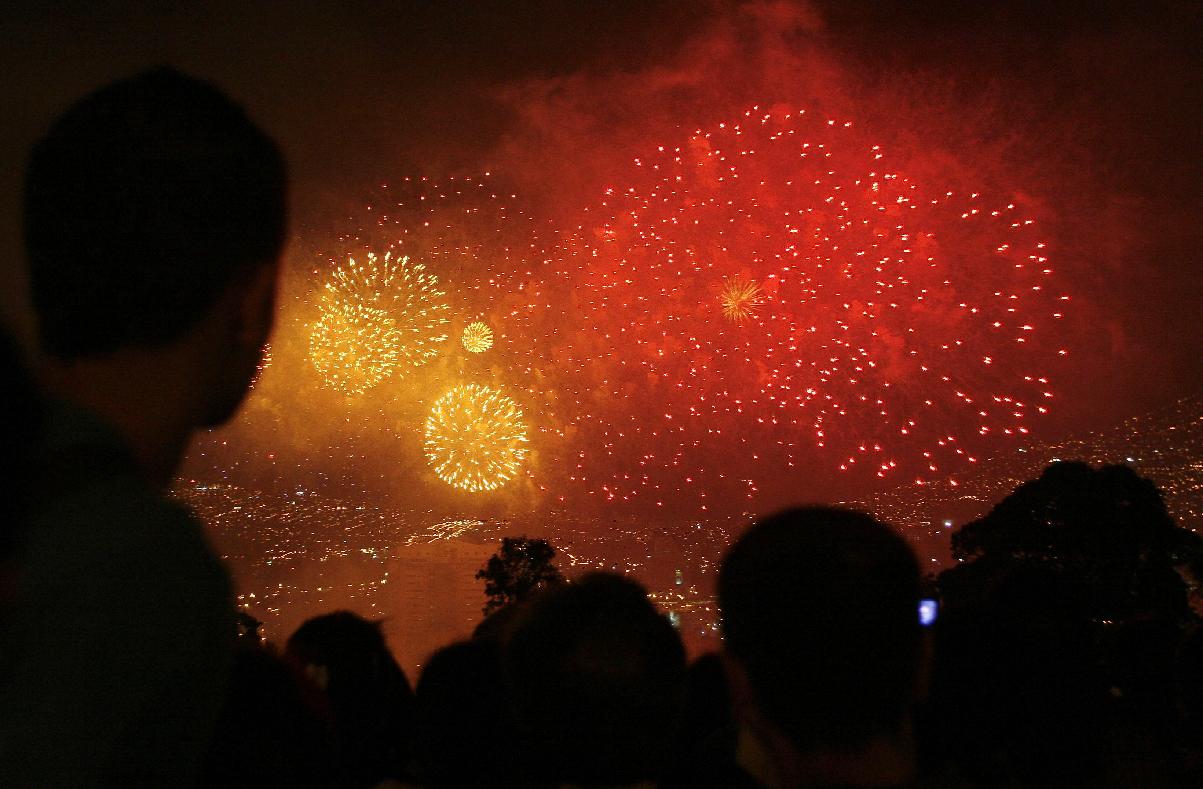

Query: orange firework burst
[309,302,402,395]
[309,251,450,393]
[719,276,764,322]
[424,383,529,492]
[462,321,494,353]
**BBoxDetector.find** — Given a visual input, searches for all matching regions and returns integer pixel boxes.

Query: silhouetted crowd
[3,68,1203,788]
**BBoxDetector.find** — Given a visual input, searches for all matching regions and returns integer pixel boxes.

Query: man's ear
[236,260,279,349]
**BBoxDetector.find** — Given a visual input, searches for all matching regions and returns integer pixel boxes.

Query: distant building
[385,539,495,672]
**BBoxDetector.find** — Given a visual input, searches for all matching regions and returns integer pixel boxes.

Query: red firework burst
[548,106,1066,511]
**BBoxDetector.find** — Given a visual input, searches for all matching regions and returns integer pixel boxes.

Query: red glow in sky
[529,106,1065,513]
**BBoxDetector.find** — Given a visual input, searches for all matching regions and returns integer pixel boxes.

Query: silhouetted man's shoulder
[0,401,234,786]
[19,400,229,605]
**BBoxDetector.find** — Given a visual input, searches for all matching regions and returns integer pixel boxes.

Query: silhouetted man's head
[286,612,413,786]
[412,639,511,786]
[24,67,286,424]
[286,611,411,700]
[719,507,922,752]
[504,572,687,786]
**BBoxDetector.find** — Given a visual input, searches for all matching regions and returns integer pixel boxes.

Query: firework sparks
[424,383,530,492]
[309,251,450,393]
[719,276,764,322]
[211,139,1068,516]
[462,321,495,353]
[340,174,557,391]
[547,105,1066,509]
[250,343,273,388]
[309,302,402,395]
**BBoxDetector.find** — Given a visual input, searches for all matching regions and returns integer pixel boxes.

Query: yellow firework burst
[461,321,494,353]
[309,252,450,393]
[719,276,764,322]
[309,302,402,394]
[327,251,449,361]
[425,384,530,492]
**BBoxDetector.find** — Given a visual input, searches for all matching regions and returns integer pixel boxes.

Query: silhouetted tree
[476,536,564,616]
[930,462,1200,783]
[944,461,1202,623]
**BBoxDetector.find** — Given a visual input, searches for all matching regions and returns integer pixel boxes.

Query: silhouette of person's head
[25,66,286,437]
[679,651,734,754]
[286,612,413,787]
[203,644,333,789]
[719,508,922,770]
[412,638,512,787]
[504,572,686,786]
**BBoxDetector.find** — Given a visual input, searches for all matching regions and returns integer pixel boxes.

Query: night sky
[2,0,1201,520]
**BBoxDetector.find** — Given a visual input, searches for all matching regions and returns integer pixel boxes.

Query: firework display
[549,107,1065,509]
[309,252,450,393]
[309,301,403,395]
[339,175,557,385]
[424,384,530,492]
[462,321,495,353]
[215,109,1068,517]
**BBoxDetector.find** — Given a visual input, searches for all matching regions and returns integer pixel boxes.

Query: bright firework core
[462,321,494,353]
[720,276,764,322]
[424,384,530,492]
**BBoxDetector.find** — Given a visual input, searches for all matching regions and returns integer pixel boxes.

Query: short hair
[719,507,921,749]
[285,611,413,724]
[504,572,686,785]
[24,67,287,358]
[286,612,408,686]
[412,639,511,786]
